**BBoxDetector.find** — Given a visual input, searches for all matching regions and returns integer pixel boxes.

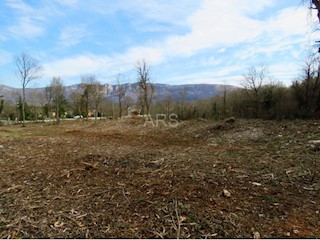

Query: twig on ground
[174,200,181,239]
[80,161,98,170]
[122,188,130,203]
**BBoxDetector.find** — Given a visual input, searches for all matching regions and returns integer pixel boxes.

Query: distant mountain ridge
[0,83,239,103]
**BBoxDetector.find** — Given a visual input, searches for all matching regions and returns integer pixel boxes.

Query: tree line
[163,59,320,121]
[0,56,156,124]
[1,52,320,125]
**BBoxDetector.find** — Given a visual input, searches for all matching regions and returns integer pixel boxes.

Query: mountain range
[0,83,238,103]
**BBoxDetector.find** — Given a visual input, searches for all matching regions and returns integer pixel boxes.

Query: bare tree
[124,95,134,114]
[115,74,128,118]
[92,82,105,120]
[178,88,188,120]
[242,65,269,118]
[27,89,43,122]
[15,53,43,127]
[0,86,3,117]
[33,90,46,122]
[292,54,320,117]
[80,74,104,120]
[163,93,174,116]
[47,77,65,123]
[0,98,3,116]
[69,88,84,117]
[80,74,95,120]
[221,81,229,119]
[136,60,154,115]
[45,85,53,121]
[304,0,320,23]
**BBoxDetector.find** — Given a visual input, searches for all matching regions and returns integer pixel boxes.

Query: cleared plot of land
[0,119,319,238]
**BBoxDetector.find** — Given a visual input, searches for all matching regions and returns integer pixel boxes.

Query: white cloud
[5,0,33,13]
[161,1,308,58]
[44,54,111,78]
[58,25,88,47]
[42,0,310,86]
[269,62,301,84]
[266,7,310,36]
[233,38,301,62]
[165,61,300,87]
[166,71,244,86]
[215,66,245,77]
[114,46,164,66]
[43,45,164,81]
[8,17,44,38]
[162,0,264,57]
[239,0,275,13]
[92,0,199,27]
[5,0,47,39]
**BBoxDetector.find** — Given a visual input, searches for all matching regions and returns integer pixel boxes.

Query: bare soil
[0,118,319,238]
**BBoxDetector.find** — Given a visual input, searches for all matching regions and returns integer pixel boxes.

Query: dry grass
[0,119,319,238]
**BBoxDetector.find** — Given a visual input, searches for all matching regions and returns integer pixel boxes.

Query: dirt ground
[0,118,319,238]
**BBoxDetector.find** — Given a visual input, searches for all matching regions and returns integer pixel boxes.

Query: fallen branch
[80,161,98,170]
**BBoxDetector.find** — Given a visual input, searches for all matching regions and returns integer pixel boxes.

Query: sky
[0,0,318,88]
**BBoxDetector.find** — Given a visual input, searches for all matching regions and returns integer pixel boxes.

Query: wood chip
[54,221,64,228]
[80,161,98,170]
[252,182,262,186]
[223,189,231,197]
[303,187,314,191]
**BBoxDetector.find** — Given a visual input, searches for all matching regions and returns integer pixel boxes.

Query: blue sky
[0,0,318,88]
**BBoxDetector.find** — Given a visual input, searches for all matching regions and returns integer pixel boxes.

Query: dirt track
[0,119,319,238]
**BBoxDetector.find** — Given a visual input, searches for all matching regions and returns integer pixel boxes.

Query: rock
[308,140,320,151]
[225,117,235,123]
[293,229,299,235]
[253,231,261,239]
[127,106,141,116]
[223,189,231,197]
